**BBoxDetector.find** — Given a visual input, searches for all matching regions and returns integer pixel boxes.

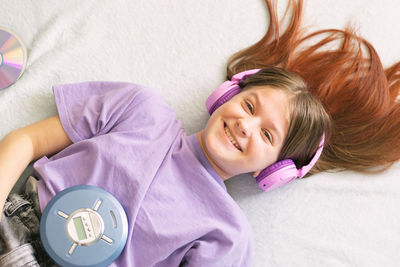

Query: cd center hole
[0,53,3,66]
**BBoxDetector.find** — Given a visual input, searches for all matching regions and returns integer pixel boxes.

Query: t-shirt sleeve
[53,81,171,143]
[181,227,253,267]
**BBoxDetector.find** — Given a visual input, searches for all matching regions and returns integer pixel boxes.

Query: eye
[262,129,272,143]
[245,100,254,114]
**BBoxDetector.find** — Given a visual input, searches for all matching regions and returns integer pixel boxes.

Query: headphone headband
[297,134,325,178]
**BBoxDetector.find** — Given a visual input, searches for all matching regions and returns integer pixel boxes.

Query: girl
[1,0,399,266]
[0,69,327,267]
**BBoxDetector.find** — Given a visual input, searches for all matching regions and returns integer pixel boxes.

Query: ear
[252,170,262,178]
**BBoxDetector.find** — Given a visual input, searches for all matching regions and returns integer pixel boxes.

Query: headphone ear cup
[205,81,241,115]
[205,69,261,115]
[255,159,298,192]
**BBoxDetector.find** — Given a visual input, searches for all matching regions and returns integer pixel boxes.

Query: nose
[236,118,257,137]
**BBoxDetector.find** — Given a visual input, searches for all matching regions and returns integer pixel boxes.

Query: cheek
[203,120,223,153]
[247,141,279,168]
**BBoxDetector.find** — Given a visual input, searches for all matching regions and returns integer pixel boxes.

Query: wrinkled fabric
[0,177,57,267]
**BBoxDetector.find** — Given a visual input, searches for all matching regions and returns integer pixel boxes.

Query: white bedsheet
[1,0,400,266]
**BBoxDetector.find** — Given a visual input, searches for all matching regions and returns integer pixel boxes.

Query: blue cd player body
[40,185,128,267]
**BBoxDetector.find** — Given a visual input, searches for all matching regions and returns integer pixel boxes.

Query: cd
[0,27,27,90]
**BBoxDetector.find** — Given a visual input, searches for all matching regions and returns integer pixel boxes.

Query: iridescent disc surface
[0,28,27,90]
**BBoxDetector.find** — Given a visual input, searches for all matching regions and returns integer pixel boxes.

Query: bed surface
[1,0,400,266]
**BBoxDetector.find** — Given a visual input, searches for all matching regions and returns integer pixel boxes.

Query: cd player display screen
[73,217,87,240]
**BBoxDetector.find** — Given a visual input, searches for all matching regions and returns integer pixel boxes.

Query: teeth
[224,126,241,151]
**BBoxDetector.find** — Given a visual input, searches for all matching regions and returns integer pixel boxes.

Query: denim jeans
[0,177,57,267]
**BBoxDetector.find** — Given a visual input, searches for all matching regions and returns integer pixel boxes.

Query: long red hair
[227,0,400,173]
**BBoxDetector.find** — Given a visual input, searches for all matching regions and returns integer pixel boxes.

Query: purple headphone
[206,69,325,192]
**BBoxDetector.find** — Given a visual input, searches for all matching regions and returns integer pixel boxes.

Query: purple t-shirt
[33,82,253,266]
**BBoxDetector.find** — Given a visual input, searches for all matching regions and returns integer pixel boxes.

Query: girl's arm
[0,115,72,220]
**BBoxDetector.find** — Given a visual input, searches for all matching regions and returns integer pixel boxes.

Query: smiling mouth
[224,123,242,151]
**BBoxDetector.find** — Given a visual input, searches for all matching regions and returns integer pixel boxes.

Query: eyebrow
[250,92,285,145]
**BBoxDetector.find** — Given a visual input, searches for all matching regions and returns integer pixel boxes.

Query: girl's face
[198,86,291,180]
